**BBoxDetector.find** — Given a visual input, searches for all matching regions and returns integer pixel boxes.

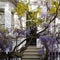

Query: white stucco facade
[0,2,15,29]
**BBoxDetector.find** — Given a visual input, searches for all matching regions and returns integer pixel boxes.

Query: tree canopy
[0,0,60,60]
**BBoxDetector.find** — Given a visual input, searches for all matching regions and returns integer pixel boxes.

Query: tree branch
[37,3,59,36]
[12,3,59,52]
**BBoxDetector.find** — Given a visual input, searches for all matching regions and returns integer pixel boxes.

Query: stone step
[27,46,37,48]
[23,52,40,55]
[22,58,41,60]
[22,55,41,59]
[24,48,40,52]
[22,46,42,60]
[25,46,40,51]
[27,46,41,49]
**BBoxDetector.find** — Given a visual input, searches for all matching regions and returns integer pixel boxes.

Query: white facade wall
[5,4,12,29]
[0,2,15,29]
[14,12,20,29]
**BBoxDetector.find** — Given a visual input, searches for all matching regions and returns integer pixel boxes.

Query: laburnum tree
[0,0,60,60]
[16,2,29,29]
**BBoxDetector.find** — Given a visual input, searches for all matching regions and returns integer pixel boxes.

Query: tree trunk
[44,43,49,60]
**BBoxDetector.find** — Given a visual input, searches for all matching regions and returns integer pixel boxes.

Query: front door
[26,38,36,46]
[30,38,36,45]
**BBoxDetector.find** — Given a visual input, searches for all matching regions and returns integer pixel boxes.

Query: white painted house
[0,1,15,29]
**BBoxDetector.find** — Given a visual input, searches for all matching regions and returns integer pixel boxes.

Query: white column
[14,12,20,29]
[37,38,43,48]
[21,14,26,30]
[55,18,58,32]
[4,4,12,29]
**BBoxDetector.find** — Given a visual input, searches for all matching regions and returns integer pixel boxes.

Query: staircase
[22,46,43,60]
